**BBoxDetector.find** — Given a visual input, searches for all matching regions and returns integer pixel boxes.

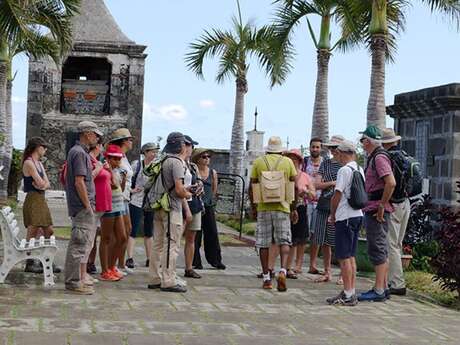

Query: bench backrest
[0,207,21,248]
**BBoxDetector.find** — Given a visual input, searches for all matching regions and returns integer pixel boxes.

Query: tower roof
[72,0,134,45]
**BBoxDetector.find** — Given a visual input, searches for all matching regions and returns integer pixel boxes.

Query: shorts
[129,204,154,238]
[335,217,362,260]
[188,212,202,231]
[365,212,390,266]
[256,211,291,248]
[122,201,129,216]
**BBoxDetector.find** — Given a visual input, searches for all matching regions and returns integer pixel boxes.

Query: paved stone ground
[1,208,459,344]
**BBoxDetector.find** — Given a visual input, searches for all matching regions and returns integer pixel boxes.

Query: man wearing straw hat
[381,128,409,296]
[249,136,297,292]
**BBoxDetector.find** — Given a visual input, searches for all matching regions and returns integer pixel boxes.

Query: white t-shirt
[184,164,193,201]
[120,156,133,202]
[130,160,147,208]
[335,161,364,222]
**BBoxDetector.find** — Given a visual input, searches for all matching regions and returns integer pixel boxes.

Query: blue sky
[11,0,460,150]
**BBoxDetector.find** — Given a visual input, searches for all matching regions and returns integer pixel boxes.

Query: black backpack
[369,148,422,203]
[347,165,368,210]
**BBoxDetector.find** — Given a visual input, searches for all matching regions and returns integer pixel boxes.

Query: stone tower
[26,0,147,188]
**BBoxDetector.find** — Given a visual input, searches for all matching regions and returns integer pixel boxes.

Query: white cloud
[12,96,26,104]
[143,102,188,122]
[199,99,216,109]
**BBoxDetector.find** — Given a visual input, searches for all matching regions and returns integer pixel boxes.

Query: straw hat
[191,148,214,163]
[323,135,345,147]
[265,136,285,153]
[110,128,133,142]
[380,128,402,144]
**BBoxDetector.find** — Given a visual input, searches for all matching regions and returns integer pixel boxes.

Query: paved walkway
[1,236,460,345]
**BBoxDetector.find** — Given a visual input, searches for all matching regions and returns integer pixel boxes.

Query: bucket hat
[265,136,285,153]
[323,135,345,147]
[110,128,133,142]
[380,128,402,144]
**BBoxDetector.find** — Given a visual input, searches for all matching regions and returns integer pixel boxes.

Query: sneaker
[262,279,273,289]
[184,269,201,279]
[277,272,287,292]
[110,267,124,279]
[100,271,120,282]
[327,291,358,306]
[145,259,150,267]
[176,277,187,287]
[65,285,94,295]
[126,258,135,269]
[87,263,97,274]
[389,287,406,296]
[160,284,187,293]
[358,289,386,302]
[121,267,134,274]
[147,283,161,289]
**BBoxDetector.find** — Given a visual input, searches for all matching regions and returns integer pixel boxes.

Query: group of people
[250,125,411,306]
[21,120,412,303]
[21,122,225,295]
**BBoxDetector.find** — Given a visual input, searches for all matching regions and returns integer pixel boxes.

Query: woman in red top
[81,141,113,286]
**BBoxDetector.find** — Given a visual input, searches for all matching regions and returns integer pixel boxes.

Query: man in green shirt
[250,136,298,291]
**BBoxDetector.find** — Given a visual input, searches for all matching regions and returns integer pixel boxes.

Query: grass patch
[216,214,256,236]
[53,227,71,240]
[355,239,374,273]
[405,271,460,309]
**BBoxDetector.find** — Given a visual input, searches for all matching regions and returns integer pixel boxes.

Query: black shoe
[52,264,62,274]
[193,264,203,270]
[87,263,97,274]
[126,258,135,269]
[212,263,226,270]
[147,283,161,289]
[389,287,407,296]
[184,269,201,279]
[160,284,187,293]
[145,259,150,267]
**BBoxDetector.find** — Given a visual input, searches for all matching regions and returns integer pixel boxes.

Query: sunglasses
[201,155,211,159]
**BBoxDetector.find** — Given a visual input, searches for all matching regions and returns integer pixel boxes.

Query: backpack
[369,148,422,203]
[347,165,367,210]
[143,155,182,212]
[260,156,286,203]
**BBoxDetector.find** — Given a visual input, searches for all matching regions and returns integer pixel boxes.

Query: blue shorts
[335,217,362,260]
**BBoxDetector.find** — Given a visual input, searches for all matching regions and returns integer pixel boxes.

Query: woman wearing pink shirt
[284,149,316,278]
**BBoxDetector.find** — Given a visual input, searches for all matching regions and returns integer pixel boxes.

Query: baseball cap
[163,132,186,154]
[359,125,382,140]
[184,135,199,146]
[104,144,124,158]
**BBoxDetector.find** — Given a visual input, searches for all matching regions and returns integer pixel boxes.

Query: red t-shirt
[92,158,112,212]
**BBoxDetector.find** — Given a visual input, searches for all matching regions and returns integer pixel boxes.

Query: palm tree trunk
[366,33,387,128]
[0,78,13,200]
[229,77,247,176]
[310,49,330,143]
[0,61,8,203]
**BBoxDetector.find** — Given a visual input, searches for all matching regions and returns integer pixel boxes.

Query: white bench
[0,207,58,287]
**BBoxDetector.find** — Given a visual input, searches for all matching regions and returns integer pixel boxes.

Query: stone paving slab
[1,233,460,344]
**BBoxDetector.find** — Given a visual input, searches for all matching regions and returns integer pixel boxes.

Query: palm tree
[0,0,79,202]
[186,0,288,176]
[350,0,460,127]
[273,0,358,143]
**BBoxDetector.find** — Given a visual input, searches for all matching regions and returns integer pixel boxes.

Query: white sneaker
[123,267,134,274]
[115,267,128,276]
[175,277,187,287]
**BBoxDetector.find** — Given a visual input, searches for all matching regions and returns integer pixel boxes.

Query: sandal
[314,274,331,283]
[307,268,322,275]
[257,270,275,279]
[294,268,303,274]
[286,270,298,279]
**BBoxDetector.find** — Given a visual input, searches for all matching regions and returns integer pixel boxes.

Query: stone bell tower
[26,0,147,188]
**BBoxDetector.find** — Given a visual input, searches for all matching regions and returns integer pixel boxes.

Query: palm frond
[185,28,234,79]
[419,0,460,27]
[216,41,239,84]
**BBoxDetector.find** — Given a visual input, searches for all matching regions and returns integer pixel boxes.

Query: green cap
[360,125,382,140]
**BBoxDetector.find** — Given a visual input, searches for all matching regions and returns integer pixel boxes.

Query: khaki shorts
[187,212,202,231]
